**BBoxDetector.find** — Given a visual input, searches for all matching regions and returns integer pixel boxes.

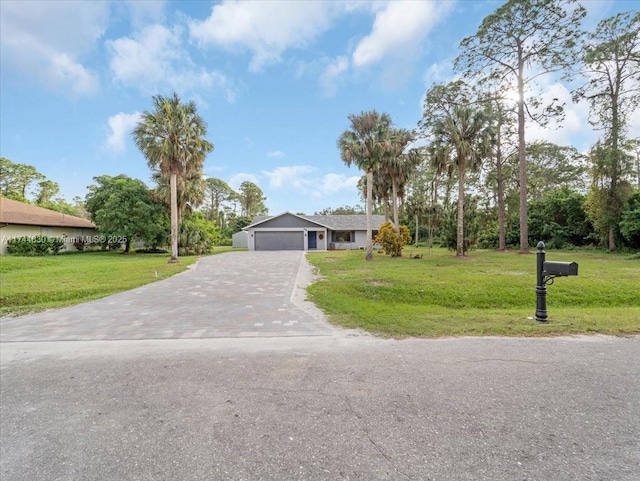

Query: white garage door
[255,231,304,251]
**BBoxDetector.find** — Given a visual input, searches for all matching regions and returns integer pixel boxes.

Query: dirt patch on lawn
[367,281,392,287]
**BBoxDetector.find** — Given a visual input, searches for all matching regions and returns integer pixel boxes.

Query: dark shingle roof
[248,212,386,230]
[0,197,96,229]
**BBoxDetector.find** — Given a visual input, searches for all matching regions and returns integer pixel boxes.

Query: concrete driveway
[0,251,337,342]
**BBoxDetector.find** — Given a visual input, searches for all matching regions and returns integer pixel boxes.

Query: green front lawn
[0,247,238,317]
[306,247,640,337]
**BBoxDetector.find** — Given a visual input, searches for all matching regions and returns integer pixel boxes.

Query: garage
[254,231,304,251]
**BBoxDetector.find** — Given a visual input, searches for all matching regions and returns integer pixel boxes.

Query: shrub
[73,238,86,251]
[179,214,219,255]
[50,237,65,254]
[374,222,412,257]
[6,235,63,256]
[620,192,640,249]
[6,236,35,255]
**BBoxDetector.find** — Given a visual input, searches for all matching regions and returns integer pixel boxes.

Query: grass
[306,247,640,338]
[0,247,239,317]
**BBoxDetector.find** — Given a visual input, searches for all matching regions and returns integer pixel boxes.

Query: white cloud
[229,173,260,190]
[107,24,235,100]
[262,165,315,189]
[352,0,454,68]
[124,0,166,28]
[0,0,107,95]
[106,112,141,152]
[267,150,285,158]
[318,173,360,193]
[189,1,340,72]
[320,56,349,97]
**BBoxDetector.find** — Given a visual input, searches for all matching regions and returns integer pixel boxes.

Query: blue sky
[1,0,638,215]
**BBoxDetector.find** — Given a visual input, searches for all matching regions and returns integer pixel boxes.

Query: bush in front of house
[6,235,65,256]
[374,222,412,257]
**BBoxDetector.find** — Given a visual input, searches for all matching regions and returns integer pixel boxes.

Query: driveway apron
[0,251,337,342]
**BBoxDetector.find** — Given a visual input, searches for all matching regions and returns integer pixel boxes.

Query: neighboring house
[0,197,97,255]
[245,212,386,251]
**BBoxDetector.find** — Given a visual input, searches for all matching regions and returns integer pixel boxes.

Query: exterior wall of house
[0,225,98,255]
[247,227,328,251]
[254,214,321,229]
[327,230,382,250]
[307,229,327,251]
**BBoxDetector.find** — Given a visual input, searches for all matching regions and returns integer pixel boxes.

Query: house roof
[0,197,96,229]
[248,212,387,230]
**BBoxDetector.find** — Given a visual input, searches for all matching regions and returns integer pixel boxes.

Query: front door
[308,231,317,249]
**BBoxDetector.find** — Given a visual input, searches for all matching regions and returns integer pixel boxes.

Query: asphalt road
[2,335,639,481]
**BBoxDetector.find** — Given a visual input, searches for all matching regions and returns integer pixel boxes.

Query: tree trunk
[383,195,390,223]
[415,213,419,248]
[517,52,529,254]
[392,176,400,235]
[496,126,506,251]
[457,161,465,257]
[608,87,620,251]
[169,172,179,263]
[366,170,373,261]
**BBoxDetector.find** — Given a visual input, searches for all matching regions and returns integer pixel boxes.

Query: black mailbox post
[535,241,579,322]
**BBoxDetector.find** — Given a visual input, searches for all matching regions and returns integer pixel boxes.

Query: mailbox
[543,261,578,277]
[535,242,579,322]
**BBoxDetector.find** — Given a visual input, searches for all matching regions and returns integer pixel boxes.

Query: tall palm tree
[338,110,392,260]
[383,128,421,236]
[133,93,213,262]
[431,105,489,257]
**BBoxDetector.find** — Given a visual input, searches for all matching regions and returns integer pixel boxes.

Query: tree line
[338,1,639,257]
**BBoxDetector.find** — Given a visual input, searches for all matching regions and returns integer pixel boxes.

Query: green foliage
[374,222,412,257]
[315,205,365,215]
[179,213,219,255]
[0,157,45,200]
[526,142,587,199]
[204,177,235,222]
[236,181,268,218]
[50,236,65,254]
[85,175,169,252]
[222,214,252,238]
[528,187,593,248]
[34,180,60,204]
[620,192,640,249]
[6,235,64,256]
[440,197,481,253]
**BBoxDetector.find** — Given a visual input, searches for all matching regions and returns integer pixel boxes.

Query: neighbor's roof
[0,197,96,229]
[248,212,386,230]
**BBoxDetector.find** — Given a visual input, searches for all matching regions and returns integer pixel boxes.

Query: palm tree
[383,128,421,236]
[431,105,489,257]
[338,110,392,260]
[133,93,213,262]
